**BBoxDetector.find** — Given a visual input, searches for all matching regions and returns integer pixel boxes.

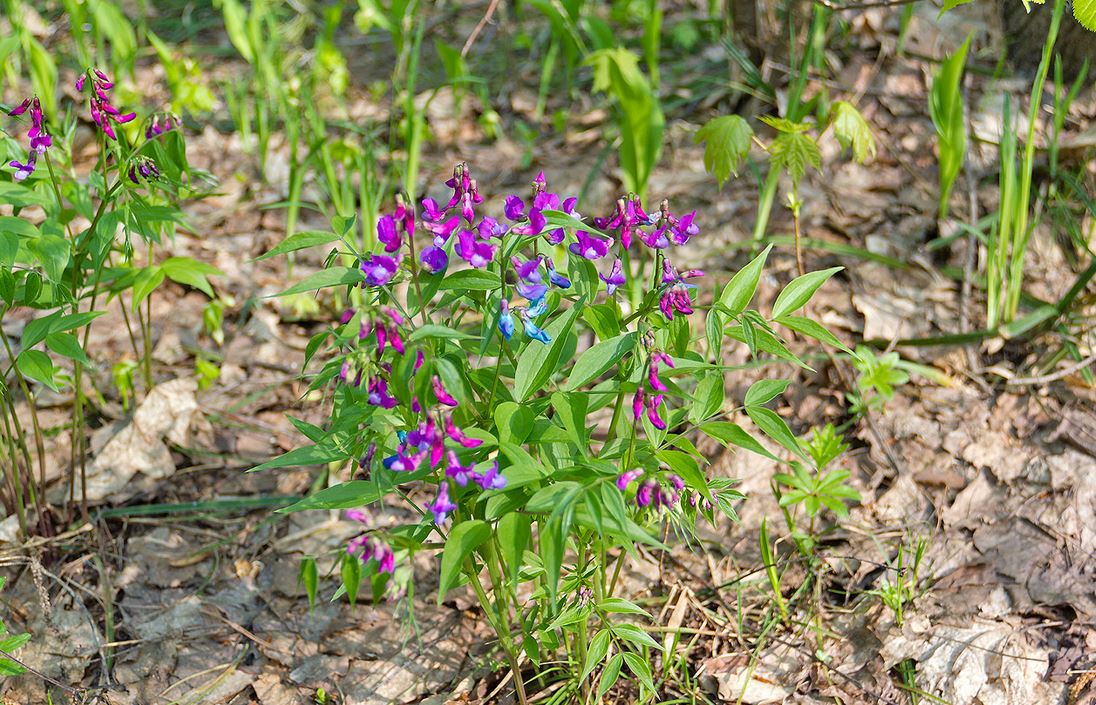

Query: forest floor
[1,3,1095,705]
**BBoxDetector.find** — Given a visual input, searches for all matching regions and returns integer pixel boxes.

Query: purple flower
[474,461,507,490]
[595,196,650,250]
[420,245,449,274]
[499,299,515,340]
[145,113,181,139]
[617,469,643,491]
[646,394,667,430]
[78,69,136,140]
[568,231,610,260]
[422,197,446,222]
[477,216,505,239]
[446,450,476,487]
[427,215,461,246]
[513,256,548,300]
[367,377,398,408]
[445,414,483,448]
[430,482,458,525]
[361,254,399,287]
[667,474,685,491]
[648,352,674,392]
[600,258,626,295]
[632,388,646,420]
[347,535,395,575]
[128,158,160,184]
[526,296,548,318]
[377,215,402,253]
[504,195,525,221]
[543,257,571,289]
[636,479,658,508]
[433,376,459,406]
[385,447,427,472]
[659,284,694,320]
[7,96,50,180]
[455,230,496,269]
[9,152,37,181]
[637,226,670,249]
[669,210,698,246]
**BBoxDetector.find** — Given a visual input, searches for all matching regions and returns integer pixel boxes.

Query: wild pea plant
[1,70,214,533]
[264,161,847,701]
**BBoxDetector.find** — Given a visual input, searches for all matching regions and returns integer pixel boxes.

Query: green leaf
[1076,0,1096,31]
[437,520,491,603]
[694,115,754,187]
[20,310,62,349]
[775,315,851,353]
[551,391,589,451]
[341,553,362,605]
[256,230,341,260]
[279,480,383,512]
[598,597,652,617]
[0,182,51,208]
[496,512,532,587]
[582,303,622,341]
[612,623,662,651]
[45,332,88,365]
[769,131,821,184]
[720,244,771,317]
[746,406,807,460]
[161,256,222,297]
[622,651,657,694]
[700,422,779,461]
[657,449,712,502]
[513,304,581,400]
[581,630,611,686]
[255,443,349,473]
[929,34,971,219]
[0,216,40,239]
[132,266,165,311]
[299,556,319,609]
[597,653,624,700]
[830,101,876,163]
[275,267,365,297]
[28,234,70,284]
[437,269,500,291]
[16,349,57,390]
[689,371,724,423]
[771,267,842,319]
[744,379,791,407]
[495,403,535,445]
[565,332,637,390]
[407,324,476,342]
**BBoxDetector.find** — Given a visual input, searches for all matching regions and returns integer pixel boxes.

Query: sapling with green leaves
[259,161,847,703]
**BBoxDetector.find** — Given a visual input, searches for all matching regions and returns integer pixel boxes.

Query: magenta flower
[384,447,427,472]
[145,113,181,139]
[445,414,483,448]
[600,258,626,295]
[617,469,643,491]
[455,230,496,268]
[426,215,461,246]
[78,69,136,140]
[361,254,399,287]
[595,196,652,250]
[432,376,459,406]
[7,96,50,180]
[636,479,658,508]
[347,535,395,574]
[513,256,548,300]
[568,230,610,260]
[128,158,160,184]
[367,377,398,408]
[646,394,667,430]
[474,461,507,490]
[8,152,37,181]
[430,482,458,524]
[648,352,674,392]
[632,388,646,420]
[446,450,475,487]
[377,215,403,253]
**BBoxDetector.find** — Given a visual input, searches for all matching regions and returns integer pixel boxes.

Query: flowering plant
[264,163,843,702]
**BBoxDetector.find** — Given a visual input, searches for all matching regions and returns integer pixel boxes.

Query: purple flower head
[513,256,547,300]
[632,388,646,420]
[445,414,483,448]
[504,195,525,221]
[145,113,181,140]
[595,196,649,250]
[648,360,668,392]
[128,158,160,184]
[517,280,548,300]
[345,508,370,523]
[359,443,377,476]
[646,394,667,430]
[670,210,698,246]
[499,299,515,340]
[668,474,685,491]
[617,469,643,491]
[543,257,571,289]
[568,230,610,260]
[421,197,446,222]
[385,446,427,472]
[600,258,626,296]
[477,216,505,239]
[8,98,31,117]
[446,450,475,487]
[455,230,496,269]
[427,215,461,246]
[638,225,670,250]
[360,254,399,287]
[659,284,694,320]
[78,69,136,140]
[420,245,449,274]
[414,350,425,372]
[340,308,356,325]
[432,376,459,407]
[636,479,659,508]
[430,482,458,525]
[377,215,403,253]
[9,152,38,181]
[367,377,399,408]
[474,461,507,490]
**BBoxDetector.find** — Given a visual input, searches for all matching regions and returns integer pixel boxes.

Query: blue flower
[499,299,515,340]
[523,317,551,344]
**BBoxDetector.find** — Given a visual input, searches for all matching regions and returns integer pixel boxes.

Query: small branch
[461,0,502,58]
[1004,354,1096,386]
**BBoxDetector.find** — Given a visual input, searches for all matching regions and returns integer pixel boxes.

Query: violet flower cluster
[76,69,136,140]
[344,509,395,574]
[6,96,51,181]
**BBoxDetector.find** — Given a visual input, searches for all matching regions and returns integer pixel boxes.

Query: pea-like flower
[446,450,476,487]
[600,258,626,295]
[568,230,610,260]
[474,461,507,490]
[543,257,571,289]
[521,315,551,344]
[128,158,160,184]
[430,482,458,525]
[360,254,399,287]
[432,376,459,406]
[646,394,667,430]
[420,245,449,274]
[617,469,643,491]
[513,257,548,301]
[454,229,496,269]
[445,414,482,448]
[77,69,136,140]
[648,352,674,392]
[377,215,403,253]
[499,299,515,340]
[7,96,50,181]
[146,113,181,139]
